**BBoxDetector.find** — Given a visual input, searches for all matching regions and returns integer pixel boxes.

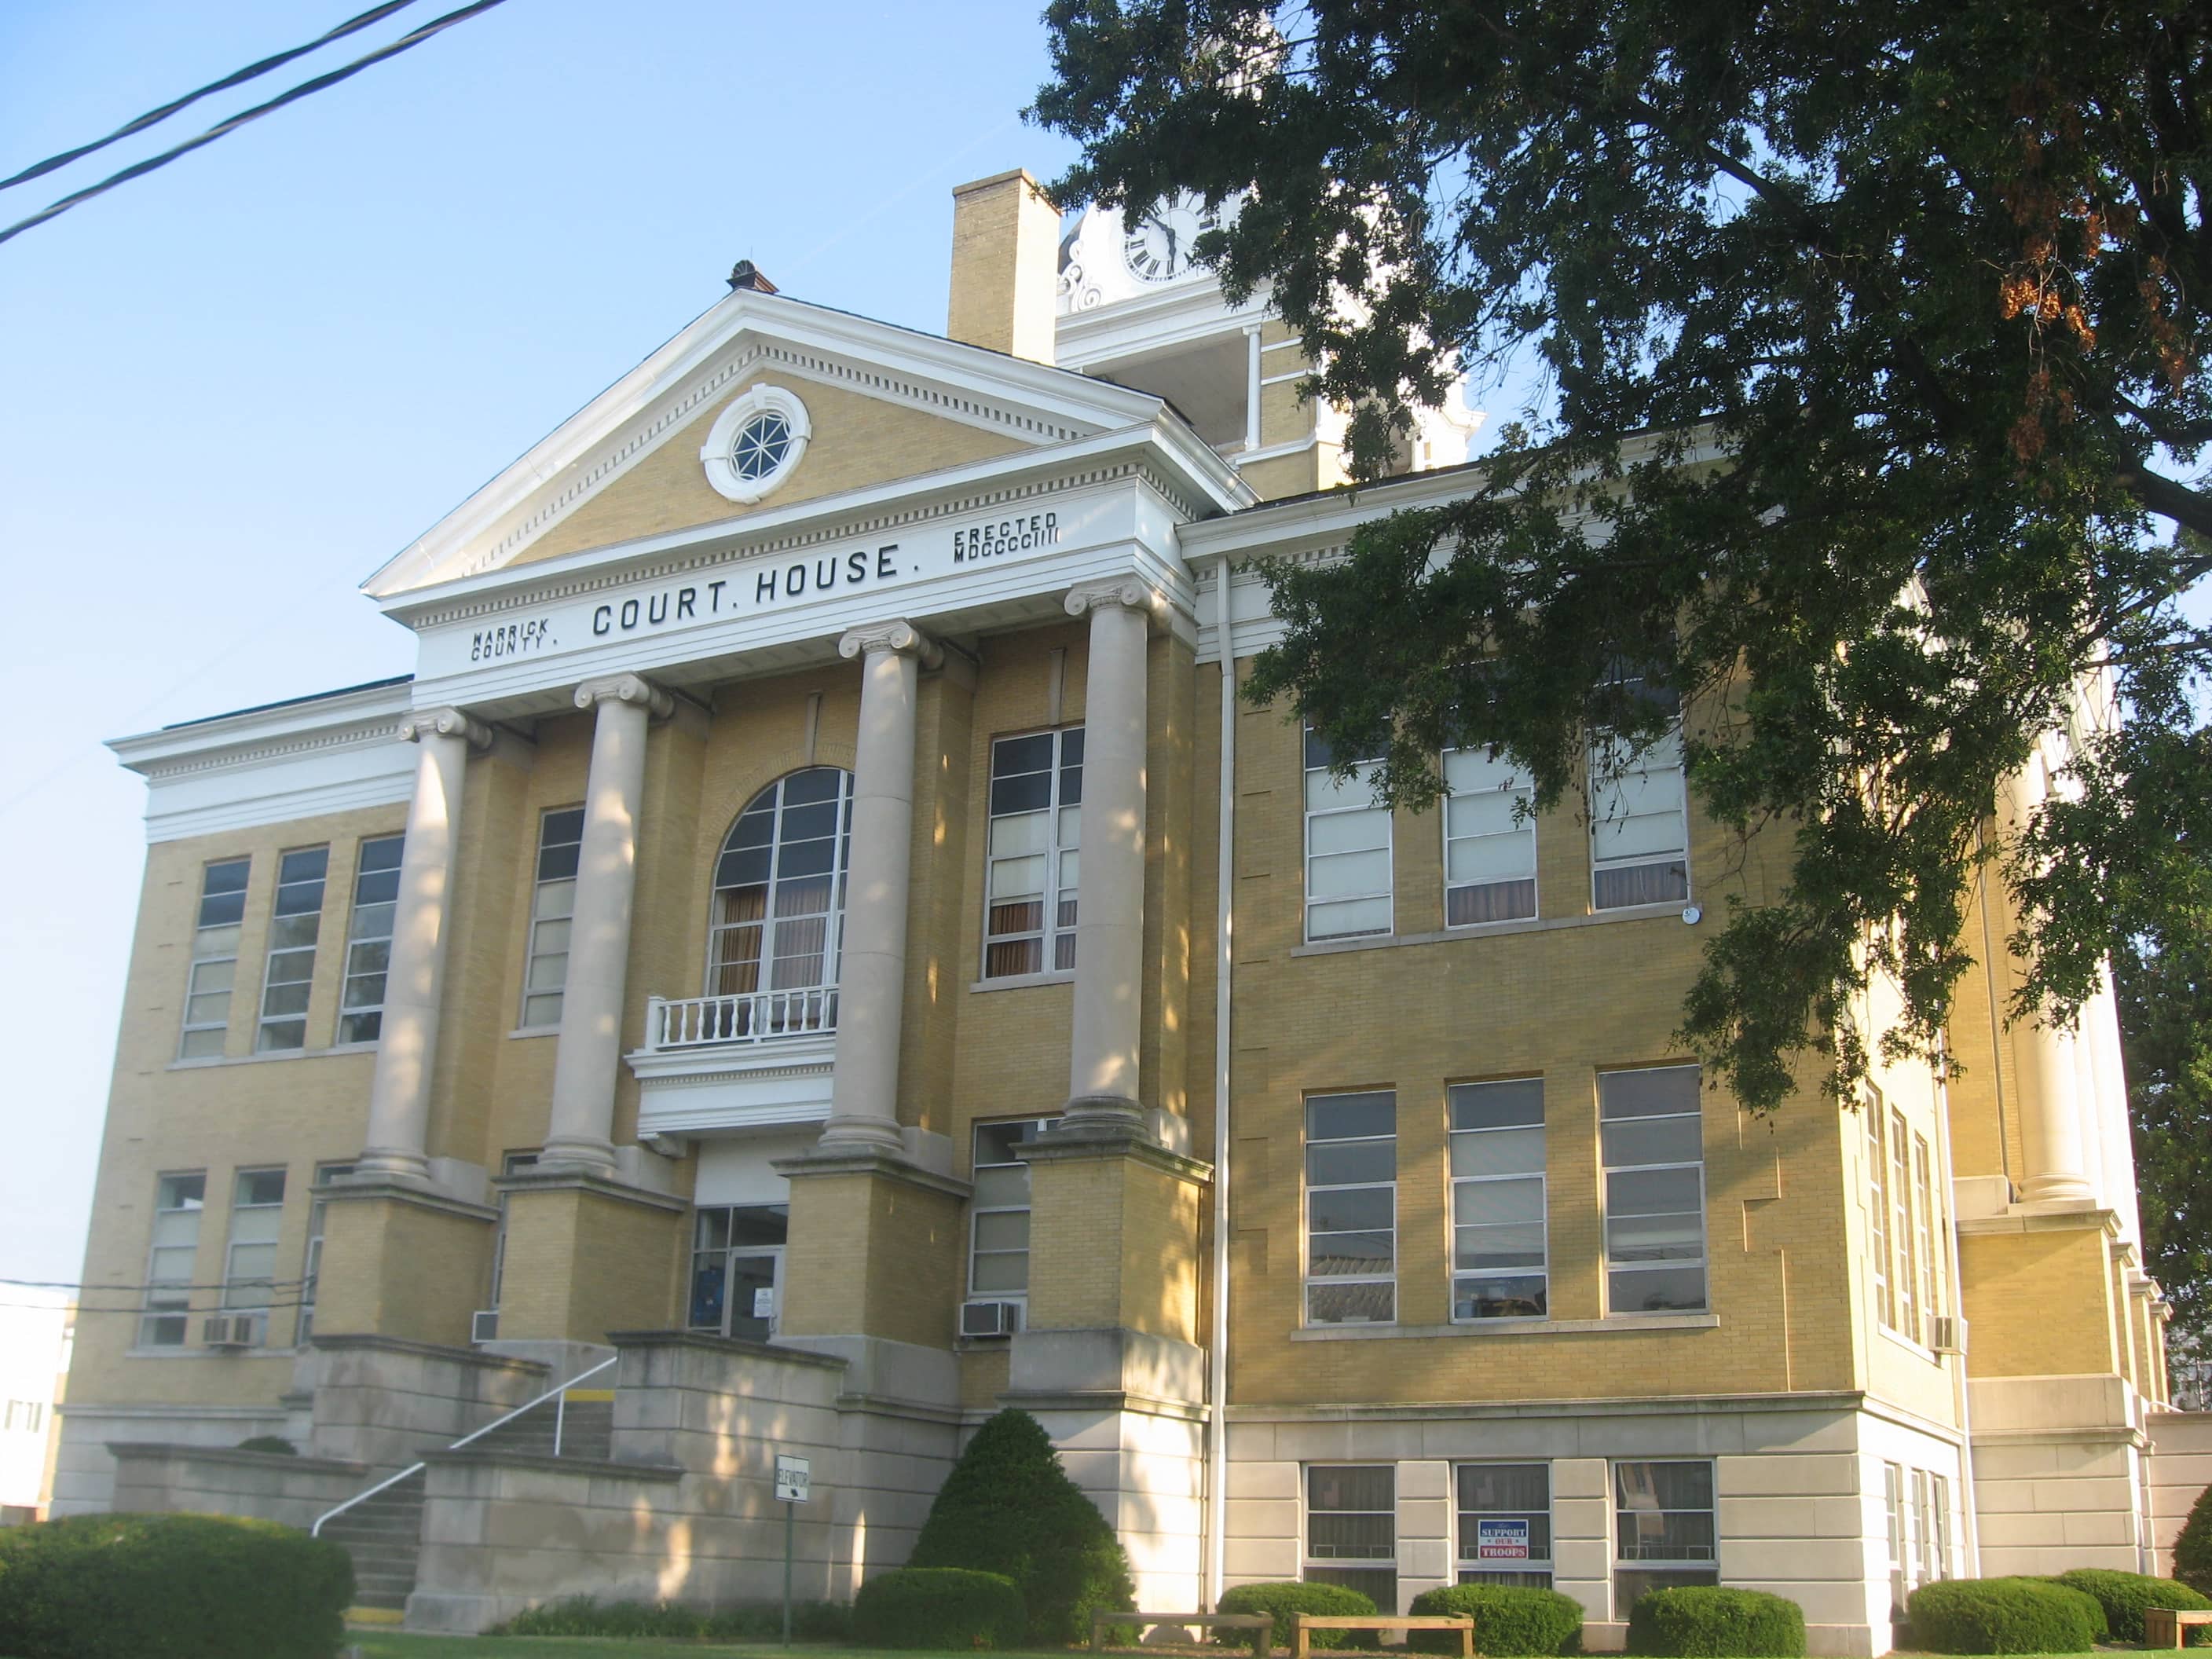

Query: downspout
[1932,1036,1983,1577]
[1205,552,1236,1609]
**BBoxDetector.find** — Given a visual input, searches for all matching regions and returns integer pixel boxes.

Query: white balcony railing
[644,987,839,1052]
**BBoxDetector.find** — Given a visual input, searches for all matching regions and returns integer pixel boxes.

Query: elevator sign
[775,1454,811,1503]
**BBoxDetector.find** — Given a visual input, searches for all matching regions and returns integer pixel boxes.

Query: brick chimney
[947,169,1058,365]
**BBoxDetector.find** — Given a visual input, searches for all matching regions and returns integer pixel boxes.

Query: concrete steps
[323,1389,618,1613]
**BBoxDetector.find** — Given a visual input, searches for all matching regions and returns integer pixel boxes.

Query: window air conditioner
[471,1309,500,1344]
[959,1300,1023,1339]
[200,1315,254,1350]
[1927,1315,1966,1355]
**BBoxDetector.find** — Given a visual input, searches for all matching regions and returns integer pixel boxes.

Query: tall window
[1930,1472,1954,1584]
[338,835,403,1044]
[1450,1079,1547,1320]
[255,848,328,1051]
[1914,1133,1939,1331]
[179,859,250,1059]
[1613,1459,1717,1609]
[709,768,853,1025]
[1304,727,1393,940]
[1589,665,1688,910]
[687,1204,789,1340]
[1600,1066,1706,1313]
[140,1173,205,1346]
[969,1119,1053,1306]
[984,730,1082,977]
[295,1161,353,1343]
[1306,1465,1397,1610]
[1911,1468,1937,1586]
[1305,1090,1396,1325]
[522,808,584,1028]
[222,1168,287,1339]
[1457,1463,1553,1588]
[1443,747,1536,925]
[487,1150,538,1309]
[1866,1095,1891,1328]
[1882,1461,1906,1617]
[1891,1108,1918,1342]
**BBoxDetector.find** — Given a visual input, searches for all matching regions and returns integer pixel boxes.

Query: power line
[0,1,422,195]
[2,1275,309,1294]
[0,0,513,251]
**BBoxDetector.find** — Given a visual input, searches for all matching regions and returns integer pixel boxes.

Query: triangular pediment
[365,290,1184,598]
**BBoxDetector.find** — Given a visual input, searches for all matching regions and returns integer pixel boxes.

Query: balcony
[627,987,839,1143]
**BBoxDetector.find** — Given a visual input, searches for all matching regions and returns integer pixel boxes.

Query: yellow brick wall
[1959,1222,2118,1377]
[496,1185,686,1343]
[1027,1152,1202,1342]
[782,1170,962,1350]
[947,170,1060,363]
[514,375,1027,568]
[315,1192,494,1346]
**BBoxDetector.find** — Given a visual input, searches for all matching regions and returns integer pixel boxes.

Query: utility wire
[2,1276,309,1295]
[0,0,511,250]
[0,0,422,195]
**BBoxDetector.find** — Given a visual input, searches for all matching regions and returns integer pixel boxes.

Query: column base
[352,1145,434,1185]
[313,1180,500,1346]
[776,1148,969,1353]
[493,1169,687,1343]
[536,1133,619,1175]
[816,1113,907,1155]
[2017,1172,2096,1203]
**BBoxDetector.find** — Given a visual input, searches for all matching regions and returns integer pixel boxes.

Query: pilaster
[311,1175,500,1348]
[775,1148,968,1371]
[491,1164,687,1344]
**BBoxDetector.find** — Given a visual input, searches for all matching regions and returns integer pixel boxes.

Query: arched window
[706,767,851,1035]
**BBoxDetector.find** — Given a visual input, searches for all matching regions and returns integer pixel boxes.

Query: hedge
[1906,1577,2099,1654]
[1405,1584,1584,1655]
[1624,1586,1805,1657]
[1214,1581,1380,1650]
[2180,1481,2212,1599]
[851,1567,1026,1650]
[0,1512,353,1659]
[907,1408,1135,1644]
[488,1594,851,1641]
[2052,1568,2212,1644]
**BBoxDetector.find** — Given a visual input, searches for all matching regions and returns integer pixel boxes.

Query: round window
[731,411,793,481]
[698,385,811,504]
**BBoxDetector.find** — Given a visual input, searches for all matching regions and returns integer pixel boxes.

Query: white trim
[1291,1313,1722,1342]
[699,383,811,504]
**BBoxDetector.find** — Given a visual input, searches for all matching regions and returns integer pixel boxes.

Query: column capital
[574,672,675,719]
[838,618,943,667]
[398,706,493,749]
[1064,576,1166,622]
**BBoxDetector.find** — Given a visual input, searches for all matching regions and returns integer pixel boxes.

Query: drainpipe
[1205,552,1236,1608]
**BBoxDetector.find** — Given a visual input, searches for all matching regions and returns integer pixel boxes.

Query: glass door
[727,1248,782,1340]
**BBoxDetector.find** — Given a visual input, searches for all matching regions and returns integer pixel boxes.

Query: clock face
[1122,193,1216,284]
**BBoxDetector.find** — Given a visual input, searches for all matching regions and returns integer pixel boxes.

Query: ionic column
[356,707,493,1181]
[1063,577,1161,1124]
[541,672,672,1172]
[2002,755,2095,1203]
[819,620,939,1152]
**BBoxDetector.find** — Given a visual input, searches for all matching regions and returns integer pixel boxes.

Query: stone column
[356,707,491,1181]
[819,620,939,1152]
[541,672,672,1172]
[1063,577,1159,1123]
[2001,756,2094,1204]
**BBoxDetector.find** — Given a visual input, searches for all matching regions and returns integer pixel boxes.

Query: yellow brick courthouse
[61,172,2191,1651]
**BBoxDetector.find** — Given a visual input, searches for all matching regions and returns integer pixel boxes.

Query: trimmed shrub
[1906,1577,2098,1654]
[2179,1481,2212,1599]
[1624,1586,1805,1657]
[1214,1580,1381,1650]
[907,1408,1136,1643]
[1406,1584,1584,1655]
[2053,1568,2212,1643]
[234,1435,298,1455]
[488,1595,851,1641]
[0,1511,353,1659]
[852,1567,1025,1650]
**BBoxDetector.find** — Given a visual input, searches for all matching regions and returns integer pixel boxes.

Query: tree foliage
[1035,0,2212,1113]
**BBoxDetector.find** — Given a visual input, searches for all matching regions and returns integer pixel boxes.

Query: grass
[345,1638,2140,1659]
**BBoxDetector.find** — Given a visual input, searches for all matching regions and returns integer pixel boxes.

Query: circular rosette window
[699,383,811,503]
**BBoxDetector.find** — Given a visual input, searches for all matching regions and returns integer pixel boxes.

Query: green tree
[907,1408,1135,1643]
[1034,1,2212,1113]
[2115,923,2212,1350]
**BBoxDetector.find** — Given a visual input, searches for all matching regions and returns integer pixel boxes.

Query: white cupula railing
[645,987,839,1050]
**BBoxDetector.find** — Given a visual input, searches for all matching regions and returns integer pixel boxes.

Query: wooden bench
[1090,1609,1273,1654]
[2144,1607,2212,1649]
[1292,1613,1475,1658]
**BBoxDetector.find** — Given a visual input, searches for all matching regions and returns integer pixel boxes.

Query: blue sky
[0,0,1086,1288]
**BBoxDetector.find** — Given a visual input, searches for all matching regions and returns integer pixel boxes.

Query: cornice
[110,680,416,776]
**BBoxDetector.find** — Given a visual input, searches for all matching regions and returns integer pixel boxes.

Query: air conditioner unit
[471,1309,500,1344]
[959,1300,1023,1339]
[1928,1315,1967,1355]
[200,1315,254,1350]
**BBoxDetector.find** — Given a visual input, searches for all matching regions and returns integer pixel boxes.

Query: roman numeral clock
[1057,190,1227,313]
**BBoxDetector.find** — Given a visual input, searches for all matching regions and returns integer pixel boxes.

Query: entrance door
[727,1247,782,1340]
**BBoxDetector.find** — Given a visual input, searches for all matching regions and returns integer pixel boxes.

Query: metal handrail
[309,1353,617,1536]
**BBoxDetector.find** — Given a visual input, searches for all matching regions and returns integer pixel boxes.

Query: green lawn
[346,1639,2126,1659]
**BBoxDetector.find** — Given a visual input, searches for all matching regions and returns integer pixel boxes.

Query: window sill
[167,1042,377,1071]
[1878,1323,1942,1365]
[1291,1313,1719,1341]
[126,1346,297,1361]
[507,1025,560,1039]
[1292,902,1698,959]
[968,969,1075,994]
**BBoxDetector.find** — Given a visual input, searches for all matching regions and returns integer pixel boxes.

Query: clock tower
[1054,196,1481,502]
